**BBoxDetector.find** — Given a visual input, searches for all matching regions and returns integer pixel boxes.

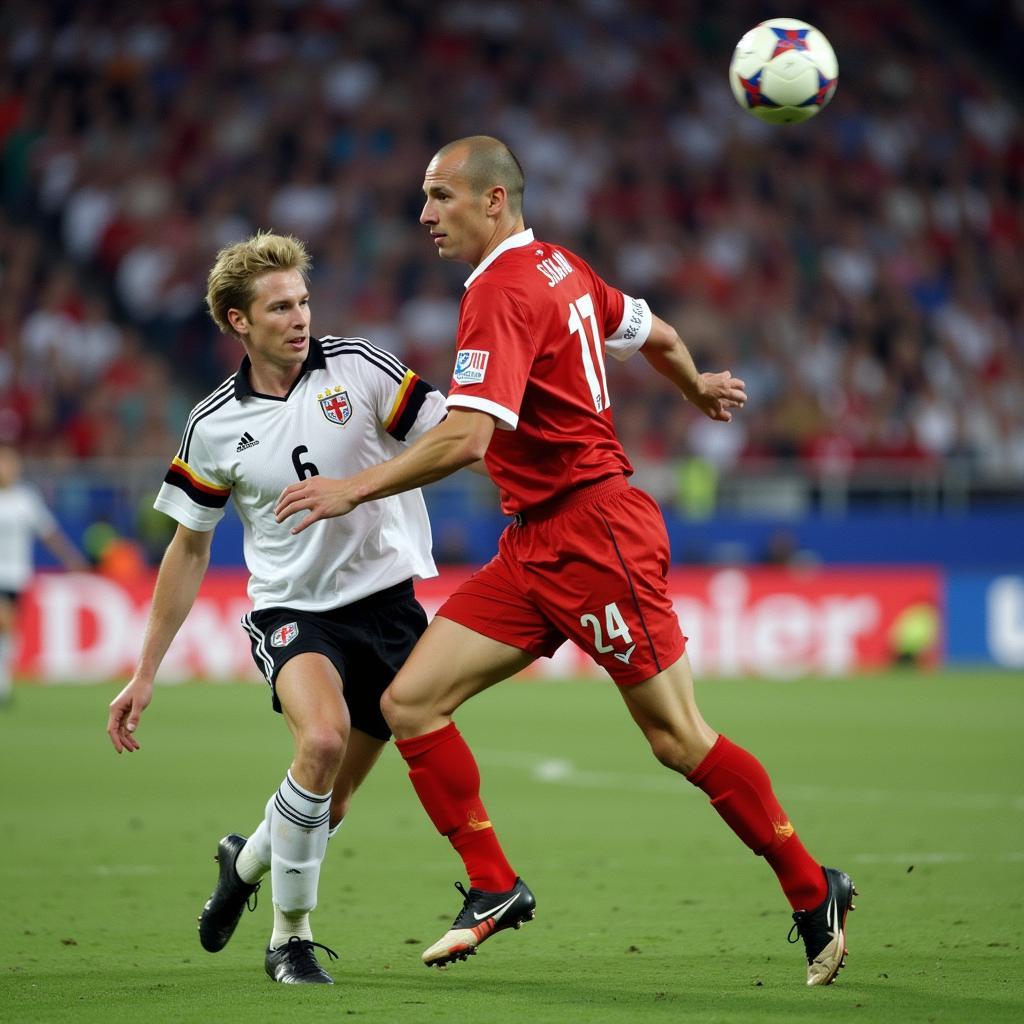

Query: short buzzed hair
[206,231,311,335]
[437,135,525,216]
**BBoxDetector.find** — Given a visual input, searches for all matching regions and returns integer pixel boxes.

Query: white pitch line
[476,750,1024,811]
[89,864,160,876]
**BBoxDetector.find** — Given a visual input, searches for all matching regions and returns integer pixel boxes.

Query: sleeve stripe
[321,335,407,377]
[383,370,416,430]
[177,381,236,462]
[321,338,406,385]
[164,459,231,508]
[385,373,436,441]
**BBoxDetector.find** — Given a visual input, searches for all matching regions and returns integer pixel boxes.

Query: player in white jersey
[106,232,447,984]
[0,443,89,705]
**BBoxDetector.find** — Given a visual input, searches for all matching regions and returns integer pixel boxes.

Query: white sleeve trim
[606,295,652,361]
[153,492,223,532]
[445,394,518,431]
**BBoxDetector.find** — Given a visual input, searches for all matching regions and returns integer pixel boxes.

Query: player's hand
[692,371,747,422]
[275,476,359,534]
[106,677,153,753]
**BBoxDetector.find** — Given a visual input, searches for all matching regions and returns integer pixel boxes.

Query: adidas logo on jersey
[236,431,259,452]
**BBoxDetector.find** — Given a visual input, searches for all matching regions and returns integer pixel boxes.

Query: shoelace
[449,881,473,925]
[278,936,339,975]
[246,881,261,913]
[787,905,814,939]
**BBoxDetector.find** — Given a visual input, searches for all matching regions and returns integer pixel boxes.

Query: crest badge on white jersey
[318,389,352,425]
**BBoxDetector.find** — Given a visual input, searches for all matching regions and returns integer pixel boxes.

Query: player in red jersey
[275,136,856,986]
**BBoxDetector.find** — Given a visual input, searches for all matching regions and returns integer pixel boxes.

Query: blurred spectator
[0,0,1018,498]
[0,441,88,703]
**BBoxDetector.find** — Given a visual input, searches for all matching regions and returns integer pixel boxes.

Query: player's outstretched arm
[106,524,213,753]
[641,314,746,422]
[40,524,90,573]
[275,409,496,535]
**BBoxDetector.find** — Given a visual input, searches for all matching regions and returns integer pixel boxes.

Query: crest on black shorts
[271,622,299,647]
[317,387,351,425]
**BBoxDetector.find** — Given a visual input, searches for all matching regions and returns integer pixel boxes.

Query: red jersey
[445,229,652,513]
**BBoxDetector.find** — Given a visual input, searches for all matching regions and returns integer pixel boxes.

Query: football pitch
[2,670,1022,1023]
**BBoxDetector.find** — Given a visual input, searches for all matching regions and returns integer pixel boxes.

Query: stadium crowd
[1,0,1022,486]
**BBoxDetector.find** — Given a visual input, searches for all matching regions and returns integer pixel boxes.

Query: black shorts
[241,579,427,741]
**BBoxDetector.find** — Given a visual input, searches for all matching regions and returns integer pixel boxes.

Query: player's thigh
[383,615,535,734]
[276,651,350,744]
[521,488,685,684]
[617,652,717,772]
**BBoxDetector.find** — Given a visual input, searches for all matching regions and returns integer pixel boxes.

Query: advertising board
[14,566,944,682]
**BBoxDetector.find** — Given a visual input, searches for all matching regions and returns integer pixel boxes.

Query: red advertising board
[13,566,942,683]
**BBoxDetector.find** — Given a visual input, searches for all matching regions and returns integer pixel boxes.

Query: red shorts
[437,476,686,685]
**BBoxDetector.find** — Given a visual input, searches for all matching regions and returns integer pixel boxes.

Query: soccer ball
[729,18,838,124]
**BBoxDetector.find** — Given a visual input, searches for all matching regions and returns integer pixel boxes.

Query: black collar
[233,337,327,399]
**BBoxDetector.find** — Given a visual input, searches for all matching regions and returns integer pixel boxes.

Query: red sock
[395,722,516,893]
[687,735,827,911]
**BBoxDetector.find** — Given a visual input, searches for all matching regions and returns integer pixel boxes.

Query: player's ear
[227,307,249,336]
[485,185,507,218]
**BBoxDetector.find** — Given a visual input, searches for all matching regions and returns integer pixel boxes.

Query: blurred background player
[275,137,856,986]
[0,442,89,705]
[106,232,447,984]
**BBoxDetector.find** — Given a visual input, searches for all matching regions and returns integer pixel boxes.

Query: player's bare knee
[646,730,691,774]
[298,723,348,774]
[645,726,713,775]
[380,685,421,737]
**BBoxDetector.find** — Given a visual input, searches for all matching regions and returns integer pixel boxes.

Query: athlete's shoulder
[318,334,408,383]
[170,374,238,462]
[480,237,596,292]
[182,373,238,427]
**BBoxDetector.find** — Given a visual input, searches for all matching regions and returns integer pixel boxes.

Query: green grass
[2,671,1022,1023]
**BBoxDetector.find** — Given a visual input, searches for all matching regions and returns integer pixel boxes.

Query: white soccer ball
[729,18,838,124]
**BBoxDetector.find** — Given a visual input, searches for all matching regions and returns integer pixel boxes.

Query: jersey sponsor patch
[453,349,489,386]
[271,622,300,648]
[318,387,352,425]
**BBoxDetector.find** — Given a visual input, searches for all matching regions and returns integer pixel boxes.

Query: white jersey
[0,483,57,591]
[154,337,446,612]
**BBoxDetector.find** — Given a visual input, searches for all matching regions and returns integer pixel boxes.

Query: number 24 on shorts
[580,602,633,656]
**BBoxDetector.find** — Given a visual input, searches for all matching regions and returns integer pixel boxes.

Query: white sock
[235,794,273,884]
[271,905,312,947]
[267,771,330,941]
[244,806,342,881]
[0,634,11,701]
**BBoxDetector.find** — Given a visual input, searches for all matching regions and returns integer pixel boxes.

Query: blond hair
[205,231,312,335]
